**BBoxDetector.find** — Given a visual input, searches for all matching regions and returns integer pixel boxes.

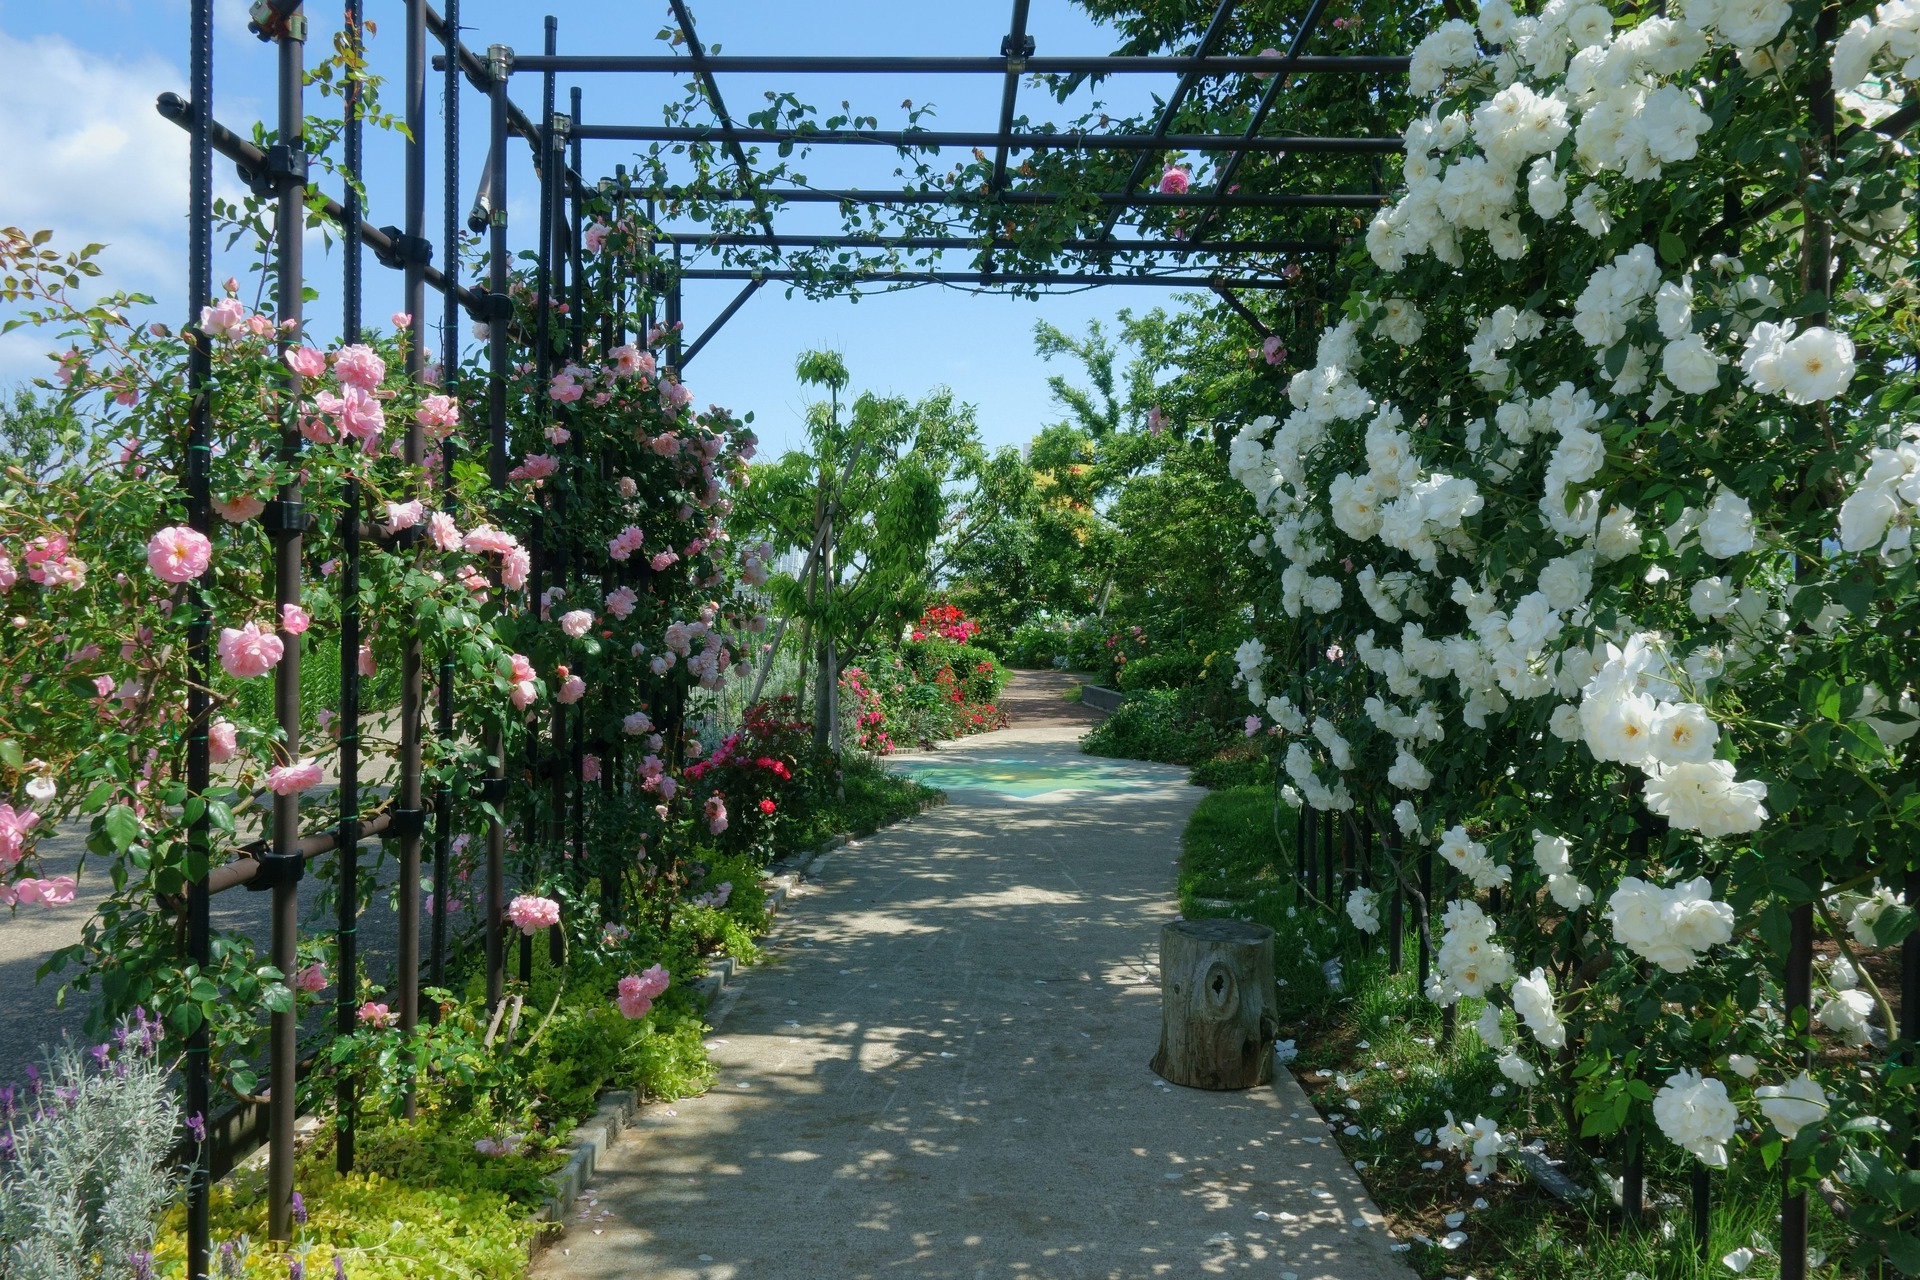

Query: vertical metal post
[431,0,461,999]
[1387,830,1403,975]
[1321,810,1334,907]
[183,0,214,1270]
[1780,902,1814,1274]
[1416,845,1432,991]
[484,43,513,1010]
[537,17,567,964]
[1906,865,1920,1166]
[265,6,307,1244]
[336,0,365,1177]
[395,0,430,1121]
[1691,1165,1712,1261]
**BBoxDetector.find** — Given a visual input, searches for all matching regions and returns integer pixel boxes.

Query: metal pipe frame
[618,187,1384,207]
[265,7,306,1245]
[573,123,1399,152]
[1095,0,1239,245]
[335,0,365,1177]
[672,268,1307,286]
[656,232,1333,252]
[183,2,214,1270]
[504,53,1409,75]
[667,0,779,249]
[432,0,460,1005]
[484,41,512,1011]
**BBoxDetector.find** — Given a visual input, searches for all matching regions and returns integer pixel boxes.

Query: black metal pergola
[152,1,1411,1270]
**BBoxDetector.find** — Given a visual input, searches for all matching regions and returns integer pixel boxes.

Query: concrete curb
[1079,683,1125,714]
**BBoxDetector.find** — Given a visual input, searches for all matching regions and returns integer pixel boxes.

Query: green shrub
[1115,650,1203,693]
[1081,686,1230,765]
[1189,738,1274,790]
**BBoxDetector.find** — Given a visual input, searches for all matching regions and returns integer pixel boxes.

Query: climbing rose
[556,674,585,704]
[385,500,424,532]
[218,622,284,679]
[1754,1074,1829,1140]
[284,346,326,379]
[211,494,265,523]
[11,876,77,906]
[507,894,561,935]
[357,1001,397,1028]
[358,644,376,677]
[332,344,386,390]
[147,527,212,583]
[759,799,777,814]
[1158,166,1191,195]
[0,804,40,868]
[265,760,324,795]
[280,604,311,636]
[428,512,462,551]
[559,609,594,638]
[1262,335,1287,365]
[293,963,329,993]
[415,394,459,435]
[582,754,602,782]
[208,720,239,763]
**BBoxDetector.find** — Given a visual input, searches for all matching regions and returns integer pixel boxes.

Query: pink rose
[385,500,424,532]
[508,454,559,482]
[608,526,645,561]
[606,586,638,620]
[392,311,412,329]
[357,1001,397,1028]
[582,754,602,782]
[428,512,462,552]
[415,394,459,436]
[335,386,385,440]
[1158,166,1191,195]
[358,644,376,677]
[502,549,530,590]
[285,346,326,379]
[463,526,520,557]
[557,675,585,704]
[293,962,329,993]
[13,876,77,907]
[623,711,653,736]
[1262,335,1287,366]
[584,222,610,253]
[199,297,247,340]
[332,344,387,390]
[147,526,212,584]
[559,609,594,638]
[0,804,41,869]
[212,494,266,523]
[280,603,311,635]
[208,719,239,763]
[506,894,561,935]
[266,759,323,795]
[218,622,285,679]
[508,654,537,684]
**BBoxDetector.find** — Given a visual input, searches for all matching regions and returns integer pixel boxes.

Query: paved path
[537,706,1412,1279]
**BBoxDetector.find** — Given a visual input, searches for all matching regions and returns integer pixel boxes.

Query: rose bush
[1227,0,1920,1263]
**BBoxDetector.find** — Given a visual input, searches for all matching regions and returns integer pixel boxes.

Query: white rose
[1497,1051,1541,1087]
[1814,987,1875,1047]
[1662,333,1725,394]
[1511,967,1567,1049]
[1649,701,1720,765]
[1347,887,1383,934]
[1848,886,1906,948]
[1689,576,1733,620]
[1652,1069,1737,1167]
[1755,1074,1828,1140]
[1777,326,1856,403]
[1697,489,1756,559]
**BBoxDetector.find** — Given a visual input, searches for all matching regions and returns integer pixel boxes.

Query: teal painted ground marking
[890,753,1144,798]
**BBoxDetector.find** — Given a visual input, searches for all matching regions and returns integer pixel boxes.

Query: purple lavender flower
[216,1240,244,1280]
[129,1249,155,1280]
[288,1261,304,1280]
[334,1257,348,1280]
[291,1190,307,1225]
[89,1044,109,1071]
[0,1085,14,1116]
[23,1064,38,1095]
[187,1111,207,1143]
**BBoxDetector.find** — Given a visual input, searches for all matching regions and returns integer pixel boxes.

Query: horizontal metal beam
[627,187,1386,207]
[659,233,1333,252]
[576,124,1400,153]
[675,268,1308,287]
[155,92,490,318]
[504,53,1408,75]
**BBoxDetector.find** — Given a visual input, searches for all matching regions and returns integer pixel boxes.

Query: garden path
[536,695,1414,1280]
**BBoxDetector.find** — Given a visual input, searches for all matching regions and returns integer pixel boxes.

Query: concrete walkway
[536,710,1413,1279]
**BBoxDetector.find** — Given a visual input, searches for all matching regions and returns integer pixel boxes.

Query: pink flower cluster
[605,585,638,620]
[415,394,459,438]
[0,804,42,870]
[608,525,646,561]
[705,794,729,836]
[691,880,732,909]
[556,672,586,705]
[508,453,559,483]
[463,525,530,590]
[506,653,538,709]
[615,964,670,1019]
[1,876,77,907]
[507,893,561,935]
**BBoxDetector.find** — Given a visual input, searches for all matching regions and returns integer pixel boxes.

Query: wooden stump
[1150,918,1278,1090]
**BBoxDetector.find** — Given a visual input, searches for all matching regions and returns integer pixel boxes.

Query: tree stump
[1150,918,1278,1090]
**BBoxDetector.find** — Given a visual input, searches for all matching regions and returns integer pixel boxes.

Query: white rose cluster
[1431,899,1516,1003]
[1605,875,1736,972]
[1531,830,1594,911]
[1346,887,1383,934]
[1837,429,1920,560]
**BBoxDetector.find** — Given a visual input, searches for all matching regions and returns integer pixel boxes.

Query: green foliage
[1115,651,1202,694]
[1081,687,1231,767]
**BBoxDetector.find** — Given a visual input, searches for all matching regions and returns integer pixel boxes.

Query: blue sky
[0,0,1230,457]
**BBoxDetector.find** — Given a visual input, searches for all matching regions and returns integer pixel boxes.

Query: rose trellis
[1232,0,1920,1270]
[0,0,771,1267]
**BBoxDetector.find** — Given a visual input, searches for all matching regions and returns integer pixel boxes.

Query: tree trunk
[1151,918,1278,1091]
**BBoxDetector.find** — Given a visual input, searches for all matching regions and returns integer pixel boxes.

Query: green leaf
[103,804,141,852]
[1657,230,1687,265]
